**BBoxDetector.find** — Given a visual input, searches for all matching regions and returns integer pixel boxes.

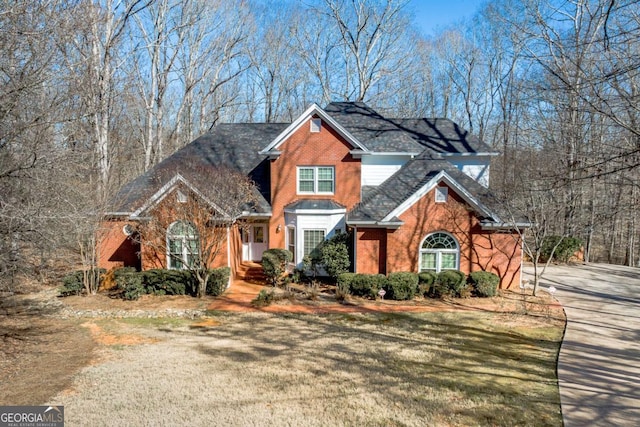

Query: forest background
[1,0,639,290]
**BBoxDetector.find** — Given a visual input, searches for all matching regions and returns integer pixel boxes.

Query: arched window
[419,232,459,273]
[167,221,199,269]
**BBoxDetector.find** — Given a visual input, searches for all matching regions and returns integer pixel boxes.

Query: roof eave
[347,220,404,229]
[440,152,500,157]
[480,221,532,231]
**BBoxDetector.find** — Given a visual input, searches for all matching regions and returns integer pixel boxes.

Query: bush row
[337,270,500,300]
[60,267,230,300]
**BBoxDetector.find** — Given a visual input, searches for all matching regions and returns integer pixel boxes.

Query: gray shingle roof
[285,199,346,211]
[109,123,288,214]
[109,102,511,227]
[390,118,495,154]
[348,151,506,224]
[324,102,424,153]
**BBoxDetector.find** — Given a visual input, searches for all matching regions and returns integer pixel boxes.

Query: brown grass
[50,310,563,426]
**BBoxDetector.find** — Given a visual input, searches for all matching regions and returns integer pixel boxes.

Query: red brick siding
[141,191,230,270]
[355,228,388,275]
[97,220,141,270]
[356,184,522,289]
[269,117,361,248]
[102,187,232,272]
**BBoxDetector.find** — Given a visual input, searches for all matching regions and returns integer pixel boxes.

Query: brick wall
[355,184,522,289]
[97,220,141,270]
[269,116,361,248]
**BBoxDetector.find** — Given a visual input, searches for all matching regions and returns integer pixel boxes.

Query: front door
[242,224,268,261]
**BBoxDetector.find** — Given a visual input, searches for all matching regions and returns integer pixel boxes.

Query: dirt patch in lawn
[81,321,159,346]
[0,290,95,405]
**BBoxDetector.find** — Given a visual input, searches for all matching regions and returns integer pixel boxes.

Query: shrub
[318,233,351,280]
[206,267,230,296]
[349,274,387,299]
[262,249,293,286]
[118,273,145,300]
[252,289,275,307]
[468,271,500,297]
[540,236,583,263]
[385,272,419,300]
[59,268,105,297]
[418,271,437,297]
[335,281,350,302]
[142,269,190,296]
[60,271,85,296]
[434,270,467,298]
[337,272,355,287]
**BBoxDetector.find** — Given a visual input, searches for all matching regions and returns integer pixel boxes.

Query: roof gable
[381,171,495,222]
[259,103,369,155]
[131,173,230,219]
[348,152,508,226]
[108,123,285,215]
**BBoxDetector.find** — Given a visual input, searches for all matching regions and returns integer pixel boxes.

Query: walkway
[524,263,640,427]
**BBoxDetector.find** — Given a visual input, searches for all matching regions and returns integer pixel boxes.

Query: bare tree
[135,167,258,297]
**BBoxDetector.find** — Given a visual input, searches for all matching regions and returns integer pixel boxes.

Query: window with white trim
[167,221,199,269]
[297,166,334,194]
[419,232,459,273]
[303,229,325,257]
[287,226,296,259]
[435,186,448,203]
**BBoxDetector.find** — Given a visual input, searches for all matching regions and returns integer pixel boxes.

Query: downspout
[226,226,232,289]
[352,226,357,273]
[519,232,524,289]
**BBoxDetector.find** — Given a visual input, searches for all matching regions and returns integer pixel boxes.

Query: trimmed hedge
[119,272,145,300]
[338,273,387,299]
[142,269,192,295]
[112,267,230,300]
[434,270,467,298]
[386,272,419,300]
[418,271,437,297]
[468,271,500,297]
[262,248,293,286]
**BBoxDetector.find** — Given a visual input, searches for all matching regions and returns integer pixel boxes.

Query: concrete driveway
[523,263,640,426]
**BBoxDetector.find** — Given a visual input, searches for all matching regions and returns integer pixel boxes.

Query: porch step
[237,262,266,283]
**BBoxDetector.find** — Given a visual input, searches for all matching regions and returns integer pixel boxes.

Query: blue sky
[408,0,485,36]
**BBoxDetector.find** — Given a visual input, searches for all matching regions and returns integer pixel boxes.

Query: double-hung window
[297,166,334,194]
[167,221,199,269]
[303,230,325,258]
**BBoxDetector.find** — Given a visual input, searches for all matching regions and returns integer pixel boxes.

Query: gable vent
[310,118,321,133]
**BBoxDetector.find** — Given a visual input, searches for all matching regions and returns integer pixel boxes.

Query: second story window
[297,166,334,194]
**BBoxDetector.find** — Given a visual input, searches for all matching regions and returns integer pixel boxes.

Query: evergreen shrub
[262,249,293,286]
[386,272,419,300]
[468,271,500,297]
[434,270,467,298]
[418,271,438,297]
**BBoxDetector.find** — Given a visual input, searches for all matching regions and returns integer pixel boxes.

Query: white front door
[242,225,268,261]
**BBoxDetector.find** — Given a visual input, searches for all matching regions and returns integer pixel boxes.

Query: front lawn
[52,311,563,426]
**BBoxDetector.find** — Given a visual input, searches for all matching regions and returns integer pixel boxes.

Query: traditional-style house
[99,102,528,288]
